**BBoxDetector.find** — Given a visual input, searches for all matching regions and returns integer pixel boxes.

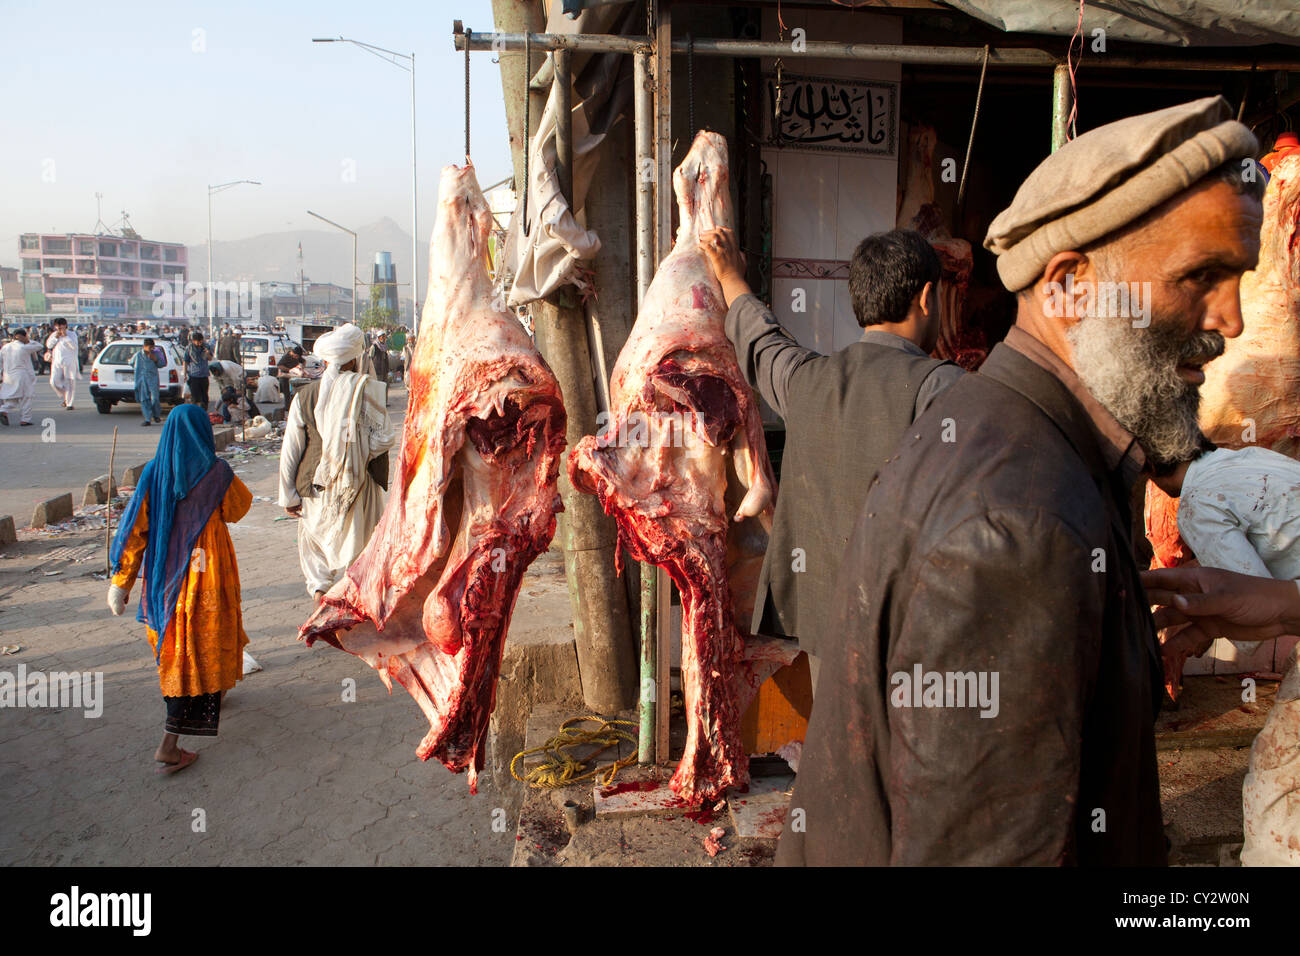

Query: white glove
[107,585,128,617]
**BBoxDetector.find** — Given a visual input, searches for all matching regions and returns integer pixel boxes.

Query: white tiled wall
[759,9,902,355]
[1181,635,1296,677]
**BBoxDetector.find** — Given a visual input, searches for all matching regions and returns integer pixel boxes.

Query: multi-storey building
[18,232,188,321]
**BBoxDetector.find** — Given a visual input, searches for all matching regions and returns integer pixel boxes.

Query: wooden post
[104,426,118,576]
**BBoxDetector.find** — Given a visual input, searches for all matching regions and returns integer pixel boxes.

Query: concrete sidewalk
[0,439,528,866]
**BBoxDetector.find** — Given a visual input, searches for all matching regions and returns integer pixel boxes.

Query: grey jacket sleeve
[723,293,820,420]
[914,362,964,420]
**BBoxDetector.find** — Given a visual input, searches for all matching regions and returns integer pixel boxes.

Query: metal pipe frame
[454,29,1300,72]
[633,47,657,766]
[652,2,673,767]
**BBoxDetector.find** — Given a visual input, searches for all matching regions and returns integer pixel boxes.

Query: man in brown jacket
[778,97,1264,865]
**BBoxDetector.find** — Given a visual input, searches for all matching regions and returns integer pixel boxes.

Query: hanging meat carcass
[299,164,568,792]
[897,124,981,368]
[569,131,777,805]
[1145,152,1300,691]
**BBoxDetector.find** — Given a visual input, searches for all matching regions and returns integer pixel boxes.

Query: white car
[89,338,187,414]
[240,332,297,379]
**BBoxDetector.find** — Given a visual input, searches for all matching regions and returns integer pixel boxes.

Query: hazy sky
[0,0,511,256]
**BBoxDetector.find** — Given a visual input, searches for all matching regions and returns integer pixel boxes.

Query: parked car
[88,338,186,414]
[239,332,297,381]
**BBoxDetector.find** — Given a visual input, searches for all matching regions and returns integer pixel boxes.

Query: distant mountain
[190,216,426,300]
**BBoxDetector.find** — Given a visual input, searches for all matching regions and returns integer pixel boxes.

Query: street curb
[83,474,119,507]
[213,425,235,451]
[122,463,150,487]
[31,492,73,529]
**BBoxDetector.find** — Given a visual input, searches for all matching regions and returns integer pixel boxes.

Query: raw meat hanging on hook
[569,130,777,805]
[299,162,568,793]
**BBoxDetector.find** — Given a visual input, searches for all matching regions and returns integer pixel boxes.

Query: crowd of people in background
[0,319,412,427]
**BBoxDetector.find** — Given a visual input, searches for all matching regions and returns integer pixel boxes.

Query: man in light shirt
[1151,442,1300,866]
[45,317,79,409]
[253,367,285,421]
[0,328,44,426]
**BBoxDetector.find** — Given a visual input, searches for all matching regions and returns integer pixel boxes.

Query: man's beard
[1066,310,1224,469]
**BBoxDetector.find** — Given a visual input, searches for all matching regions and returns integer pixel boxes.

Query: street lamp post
[313,36,418,334]
[207,179,261,338]
[306,210,358,325]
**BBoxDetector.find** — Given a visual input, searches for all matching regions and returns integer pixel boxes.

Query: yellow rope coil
[510,715,640,790]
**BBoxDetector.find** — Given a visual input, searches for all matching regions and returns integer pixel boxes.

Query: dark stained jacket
[725,294,961,655]
[775,338,1167,866]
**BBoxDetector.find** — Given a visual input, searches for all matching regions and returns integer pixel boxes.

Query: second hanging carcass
[569,131,777,805]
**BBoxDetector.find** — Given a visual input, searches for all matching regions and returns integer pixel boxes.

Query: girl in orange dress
[107,403,251,773]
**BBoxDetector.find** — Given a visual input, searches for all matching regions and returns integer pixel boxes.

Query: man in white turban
[277,324,397,600]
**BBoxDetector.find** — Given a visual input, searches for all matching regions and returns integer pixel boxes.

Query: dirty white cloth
[500,0,638,308]
[1,339,43,423]
[1179,447,1300,582]
[1241,652,1299,866]
[1176,445,1300,866]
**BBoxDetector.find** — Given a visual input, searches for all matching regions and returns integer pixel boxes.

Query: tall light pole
[207,179,261,338]
[313,36,418,334]
[306,210,358,325]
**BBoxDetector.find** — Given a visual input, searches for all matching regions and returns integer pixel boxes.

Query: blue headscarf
[110,404,233,660]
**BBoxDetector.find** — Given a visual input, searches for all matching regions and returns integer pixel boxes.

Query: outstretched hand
[698,227,751,307]
[1142,566,1300,644]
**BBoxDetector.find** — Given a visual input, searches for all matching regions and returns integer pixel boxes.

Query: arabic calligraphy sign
[763,73,897,156]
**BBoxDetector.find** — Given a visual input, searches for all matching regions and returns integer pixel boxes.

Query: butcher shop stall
[435,0,1300,865]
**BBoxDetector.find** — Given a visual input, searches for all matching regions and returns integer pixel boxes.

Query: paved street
[0,375,176,524]
[0,383,526,866]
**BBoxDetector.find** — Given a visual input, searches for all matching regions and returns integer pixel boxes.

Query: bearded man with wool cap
[778,96,1265,866]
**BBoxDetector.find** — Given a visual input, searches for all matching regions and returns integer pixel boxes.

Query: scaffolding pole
[454,28,1300,72]
[633,46,657,766]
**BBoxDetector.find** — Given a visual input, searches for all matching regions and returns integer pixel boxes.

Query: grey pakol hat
[984,96,1258,292]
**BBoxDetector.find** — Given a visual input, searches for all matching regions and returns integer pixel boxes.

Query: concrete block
[488,633,582,793]
[31,493,74,529]
[487,554,584,794]
[729,774,795,839]
[212,425,234,451]
[0,515,15,547]
[82,474,119,507]
[1210,637,1275,675]
[122,463,150,487]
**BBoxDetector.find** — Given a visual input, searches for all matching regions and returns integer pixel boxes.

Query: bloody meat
[569,131,777,806]
[299,164,567,792]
